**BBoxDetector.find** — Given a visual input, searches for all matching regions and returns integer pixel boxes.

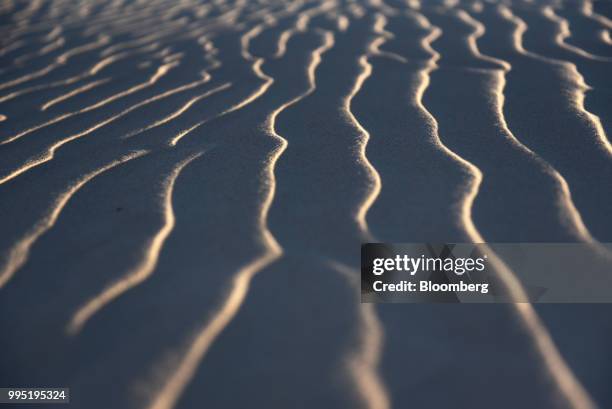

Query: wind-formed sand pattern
[0,0,611,408]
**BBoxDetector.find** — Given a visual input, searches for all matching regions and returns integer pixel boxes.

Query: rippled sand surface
[1,0,612,408]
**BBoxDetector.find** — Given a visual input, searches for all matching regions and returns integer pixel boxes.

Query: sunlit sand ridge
[40,78,111,111]
[0,73,219,185]
[0,1,610,409]
[334,12,390,408]
[0,34,111,92]
[419,7,596,409]
[371,5,596,409]
[1,61,178,145]
[494,4,612,259]
[455,8,595,243]
[497,5,612,157]
[67,152,204,334]
[0,150,148,289]
[330,261,389,409]
[542,6,612,61]
[146,18,333,409]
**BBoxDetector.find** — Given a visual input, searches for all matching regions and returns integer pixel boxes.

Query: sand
[1,0,611,408]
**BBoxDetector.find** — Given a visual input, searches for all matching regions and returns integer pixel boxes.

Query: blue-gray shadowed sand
[0,1,611,409]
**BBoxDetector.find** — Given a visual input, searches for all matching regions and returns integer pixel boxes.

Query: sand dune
[1,1,612,409]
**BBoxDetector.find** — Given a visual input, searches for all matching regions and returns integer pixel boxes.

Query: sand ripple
[1,1,611,409]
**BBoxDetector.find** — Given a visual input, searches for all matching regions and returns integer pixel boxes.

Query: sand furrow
[552,1,612,58]
[0,34,110,91]
[522,6,612,156]
[40,78,110,111]
[67,152,204,334]
[256,13,391,408]
[1,61,179,145]
[0,75,215,185]
[168,36,275,146]
[582,0,612,29]
[0,150,148,289]
[472,4,612,244]
[335,13,388,408]
[1,2,611,409]
[418,6,597,409]
[329,261,389,409]
[137,24,333,409]
[123,83,232,141]
[543,6,612,61]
